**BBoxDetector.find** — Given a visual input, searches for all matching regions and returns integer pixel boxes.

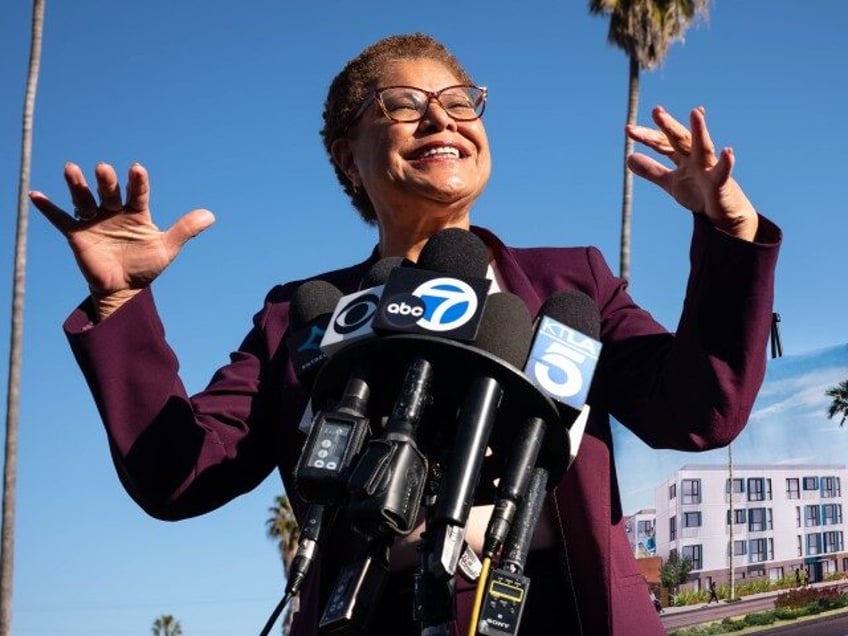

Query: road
[661,598,848,635]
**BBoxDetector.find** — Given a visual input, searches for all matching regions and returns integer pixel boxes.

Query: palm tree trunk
[619,54,639,282]
[1,2,45,633]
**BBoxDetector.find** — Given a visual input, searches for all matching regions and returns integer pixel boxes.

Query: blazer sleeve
[591,213,782,451]
[63,285,306,520]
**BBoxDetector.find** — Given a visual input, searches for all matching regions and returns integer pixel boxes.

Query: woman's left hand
[626,106,758,242]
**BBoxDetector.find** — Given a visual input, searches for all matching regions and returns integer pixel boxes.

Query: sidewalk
[660,579,847,616]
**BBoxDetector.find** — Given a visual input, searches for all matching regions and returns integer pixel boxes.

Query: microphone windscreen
[361,256,404,287]
[473,292,533,368]
[289,280,344,329]
[538,289,601,339]
[417,228,489,279]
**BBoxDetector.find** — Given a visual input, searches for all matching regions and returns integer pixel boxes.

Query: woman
[30,33,780,635]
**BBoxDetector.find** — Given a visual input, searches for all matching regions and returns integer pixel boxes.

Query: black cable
[258,589,295,636]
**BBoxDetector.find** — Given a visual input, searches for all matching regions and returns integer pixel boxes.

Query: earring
[348,174,360,195]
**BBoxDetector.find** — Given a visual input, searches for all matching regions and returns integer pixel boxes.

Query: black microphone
[344,355,432,540]
[320,257,404,354]
[370,229,491,342]
[295,260,423,506]
[523,289,602,470]
[476,467,548,636]
[283,281,352,605]
[417,227,490,279]
[427,291,534,576]
[286,279,344,383]
[482,415,546,560]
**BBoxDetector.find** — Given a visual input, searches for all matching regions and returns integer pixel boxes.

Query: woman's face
[337,58,492,230]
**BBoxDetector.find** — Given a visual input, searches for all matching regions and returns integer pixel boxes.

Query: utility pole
[729,313,783,601]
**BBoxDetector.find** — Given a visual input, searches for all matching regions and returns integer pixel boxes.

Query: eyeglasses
[347,84,487,131]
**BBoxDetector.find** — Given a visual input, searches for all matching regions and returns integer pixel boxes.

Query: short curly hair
[320,33,474,224]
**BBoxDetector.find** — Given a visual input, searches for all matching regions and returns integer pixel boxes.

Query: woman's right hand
[30,162,215,318]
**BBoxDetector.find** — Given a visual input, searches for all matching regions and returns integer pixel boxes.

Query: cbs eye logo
[384,277,479,332]
[332,292,381,334]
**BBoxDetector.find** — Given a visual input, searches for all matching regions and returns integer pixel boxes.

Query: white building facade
[649,463,848,590]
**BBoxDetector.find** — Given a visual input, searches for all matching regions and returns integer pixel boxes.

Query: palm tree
[266,494,300,634]
[826,380,848,427]
[266,494,300,570]
[1,2,46,634]
[151,614,183,636]
[588,0,710,282]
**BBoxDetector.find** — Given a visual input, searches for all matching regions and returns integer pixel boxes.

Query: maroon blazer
[65,216,781,635]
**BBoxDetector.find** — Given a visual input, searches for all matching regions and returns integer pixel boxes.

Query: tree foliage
[660,551,694,594]
[826,379,848,427]
[151,614,183,636]
[589,0,710,71]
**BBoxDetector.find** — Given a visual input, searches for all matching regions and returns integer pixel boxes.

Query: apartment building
[643,464,848,591]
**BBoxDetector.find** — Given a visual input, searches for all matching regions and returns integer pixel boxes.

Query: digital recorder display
[306,419,353,471]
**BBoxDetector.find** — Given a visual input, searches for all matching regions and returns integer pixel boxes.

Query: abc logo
[383,277,479,332]
[333,292,380,334]
[384,297,427,327]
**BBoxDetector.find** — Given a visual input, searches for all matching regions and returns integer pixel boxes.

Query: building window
[747,478,771,501]
[683,512,702,528]
[638,520,654,535]
[731,540,747,556]
[726,478,744,494]
[806,533,822,555]
[669,483,677,499]
[805,505,822,527]
[797,535,803,557]
[748,508,772,532]
[727,508,746,525]
[823,531,843,554]
[796,507,801,528]
[803,477,819,491]
[682,544,702,570]
[682,479,701,505]
[670,516,677,541]
[786,478,800,499]
[821,476,841,498]
[749,538,771,563]
[822,504,842,526]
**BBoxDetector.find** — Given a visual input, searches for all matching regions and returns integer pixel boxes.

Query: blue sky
[1,1,847,634]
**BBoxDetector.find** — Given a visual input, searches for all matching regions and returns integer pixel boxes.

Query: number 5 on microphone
[525,317,601,411]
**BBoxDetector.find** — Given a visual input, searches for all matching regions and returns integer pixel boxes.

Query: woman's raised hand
[626,106,758,242]
[30,162,215,317]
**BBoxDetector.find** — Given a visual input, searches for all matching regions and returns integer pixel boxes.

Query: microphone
[286,279,344,382]
[476,467,548,636]
[523,289,602,468]
[481,415,546,560]
[371,229,492,342]
[320,257,404,355]
[344,355,433,540]
[427,291,534,576]
[294,258,409,505]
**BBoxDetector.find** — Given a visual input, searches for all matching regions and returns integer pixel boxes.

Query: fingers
[651,106,693,158]
[626,153,670,189]
[163,209,216,254]
[125,163,150,213]
[29,190,75,234]
[688,107,718,168]
[64,162,99,220]
[95,163,123,212]
[629,105,726,172]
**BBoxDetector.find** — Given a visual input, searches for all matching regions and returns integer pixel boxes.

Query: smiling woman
[29,31,781,636]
